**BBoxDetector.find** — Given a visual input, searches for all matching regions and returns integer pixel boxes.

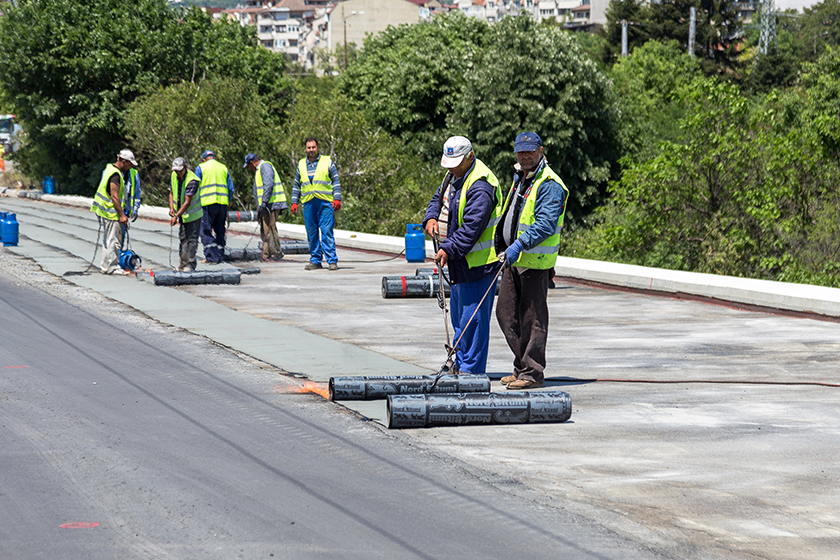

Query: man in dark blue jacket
[423,136,503,375]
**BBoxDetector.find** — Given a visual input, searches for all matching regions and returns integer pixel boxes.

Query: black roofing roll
[227,210,259,222]
[280,241,309,254]
[225,247,262,261]
[415,267,446,276]
[381,275,451,298]
[387,390,572,429]
[329,374,491,401]
[154,269,241,286]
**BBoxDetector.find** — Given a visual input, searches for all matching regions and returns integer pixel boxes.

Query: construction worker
[423,136,503,375]
[168,157,203,272]
[290,137,341,270]
[123,164,141,222]
[495,132,569,390]
[195,150,234,264]
[244,153,287,261]
[90,149,136,274]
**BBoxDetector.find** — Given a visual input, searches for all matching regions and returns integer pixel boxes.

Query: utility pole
[757,0,777,55]
[621,20,628,56]
[688,7,696,57]
[343,8,363,71]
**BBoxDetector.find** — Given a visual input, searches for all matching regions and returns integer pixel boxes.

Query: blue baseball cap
[243,153,258,168]
[201,150,214,160]
[514,132,542,153]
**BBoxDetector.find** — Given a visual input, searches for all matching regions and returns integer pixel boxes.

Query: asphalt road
[0,257,661,560]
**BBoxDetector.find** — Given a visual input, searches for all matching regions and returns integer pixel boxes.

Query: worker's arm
[109,174,127,224]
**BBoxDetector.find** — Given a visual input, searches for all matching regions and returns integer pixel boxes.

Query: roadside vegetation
[2,0,840,286]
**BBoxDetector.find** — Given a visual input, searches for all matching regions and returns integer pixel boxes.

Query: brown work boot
[500,374,518,386]
[304,262,323,270]
[506,379,545,390]
[328,263,338,271]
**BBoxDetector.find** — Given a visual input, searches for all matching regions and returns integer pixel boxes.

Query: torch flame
[275,381,330,399]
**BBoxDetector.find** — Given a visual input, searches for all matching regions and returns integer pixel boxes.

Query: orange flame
[277,381,330,399]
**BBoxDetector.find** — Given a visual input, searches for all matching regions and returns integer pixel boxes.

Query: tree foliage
[0,0,290,194]
[343,13,621,222]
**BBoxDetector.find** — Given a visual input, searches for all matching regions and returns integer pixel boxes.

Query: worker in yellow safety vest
[168,157,203,272]
[195,150,234,264]
[90,149,137,274]
[494,132,569,390]
[244,153,288,261]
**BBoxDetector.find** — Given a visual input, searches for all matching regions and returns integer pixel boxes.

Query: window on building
[260,25,272,33]
[540,8,555,15]
[261,40,273,48]
[289,24,299,33]
[276,25,286,33]
[275,39,287,47]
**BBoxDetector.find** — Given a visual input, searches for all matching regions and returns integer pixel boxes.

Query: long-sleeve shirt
[122,171,141,214]
[253,161,288,211]
[194,163,235,196]
[291,155,341,204]
[495,158,567,258]
[422,159,498,285]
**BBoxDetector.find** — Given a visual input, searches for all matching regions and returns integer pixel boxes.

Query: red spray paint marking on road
[60,522,99,529]
[4,365,29,368]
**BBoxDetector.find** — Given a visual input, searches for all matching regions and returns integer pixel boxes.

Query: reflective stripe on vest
[90,163,125,221]
[455,159,503,268]
[171,170,203,223]
[198,159,230,206]
[505,164,568,270]
[298,156,333,203]
[255,161,287,205]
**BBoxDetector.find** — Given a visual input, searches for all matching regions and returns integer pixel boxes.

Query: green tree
[0,0,290,194]
[341,12,489,162]
[124,79,272,209]
[280,78,438,235]
[450,16,621,222]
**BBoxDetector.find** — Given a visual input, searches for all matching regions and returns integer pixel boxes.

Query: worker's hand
[259,203,267,214]
[119,214,128,225]
[131,212,138,222]
[291,203,298,215]
[132,202,140,220]
[332,199,341,211]
[502,240,523,268]
[170,216,178,227]
[168,208,175,217]
[424,219,438,238]
[434,248,449,268]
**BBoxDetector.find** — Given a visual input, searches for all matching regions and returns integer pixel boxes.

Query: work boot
[506,379,545,390]
[305,262,323,270]
[500,374,518,386]
[328,263,338,271]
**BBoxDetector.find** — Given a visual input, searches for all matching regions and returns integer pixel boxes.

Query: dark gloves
[502,239,523,268]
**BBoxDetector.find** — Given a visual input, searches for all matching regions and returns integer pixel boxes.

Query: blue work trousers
[303,198,337,265]
[200,203,227,263]
[449,272,497,374]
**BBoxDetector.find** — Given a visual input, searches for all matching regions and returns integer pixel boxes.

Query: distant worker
[123,161,141,222]
[168,157,203,272]
[244,153,287,261]
[494,132,569,390]
[195,150,234,264]
[90,149,137,274]
[422,136,503,375]
[290,137,341,270]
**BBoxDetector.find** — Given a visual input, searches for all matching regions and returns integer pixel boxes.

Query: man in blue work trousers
[494,132,569,390]
[423,136,503,375]
[290,137,342,271]
[195,150,234,264]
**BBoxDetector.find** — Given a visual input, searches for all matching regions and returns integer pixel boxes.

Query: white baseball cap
[440,136,472,168]
[171,157,186,171]
[118,149,138,166]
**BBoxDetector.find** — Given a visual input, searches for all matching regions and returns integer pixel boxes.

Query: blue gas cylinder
[404,223,425,263]
[43,176,56,194]
[2,212,18,246]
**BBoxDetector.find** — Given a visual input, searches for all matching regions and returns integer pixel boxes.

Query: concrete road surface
[2,195,840,559]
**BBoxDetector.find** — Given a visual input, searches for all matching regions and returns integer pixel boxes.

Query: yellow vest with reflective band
[456,159,503,268]
[298,156,334,203]
[503,163,569,270]
[171,170,203,223]
[125,169,139,216]
[90,163,125,221]
[197,158,230,206]
[255,161,287,205]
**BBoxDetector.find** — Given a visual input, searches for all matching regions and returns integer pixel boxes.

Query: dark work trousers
[179,219,201,270]
[200,203,227,263]
[495,266,554,384]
